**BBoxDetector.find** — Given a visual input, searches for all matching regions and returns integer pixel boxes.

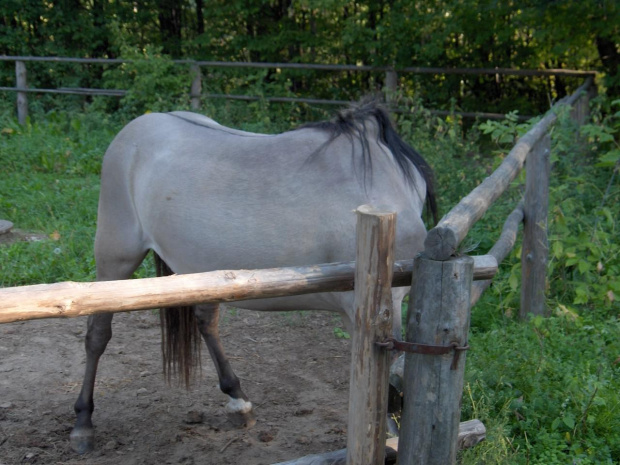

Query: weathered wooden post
[520,134,550,318]
[398,254,474,465]
[16,61,28,125]
[384,68,398,104]
[346,205,396,465]
[570,78,594,125]
[190,62,202,110]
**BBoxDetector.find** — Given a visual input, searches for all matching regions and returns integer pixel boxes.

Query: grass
[0,96,618,464]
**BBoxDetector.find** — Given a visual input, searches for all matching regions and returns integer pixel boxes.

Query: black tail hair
[154,252,202,388]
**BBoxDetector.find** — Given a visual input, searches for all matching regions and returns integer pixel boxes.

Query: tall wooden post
[190,63,202,110]
[346,205,396,465]
[16,61,28,125]
[398,254,474,465]
[520,134,550,319]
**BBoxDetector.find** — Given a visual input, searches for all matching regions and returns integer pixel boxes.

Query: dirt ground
[0,308,353,465]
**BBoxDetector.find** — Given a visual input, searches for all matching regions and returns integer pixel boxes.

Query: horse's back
[97,111,427,281]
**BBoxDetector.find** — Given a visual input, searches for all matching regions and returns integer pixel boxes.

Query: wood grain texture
[345,206,396,465]
[0,256,496,325]
[520,134,551,318]
[398,255,474,465]
[190,63,202,110]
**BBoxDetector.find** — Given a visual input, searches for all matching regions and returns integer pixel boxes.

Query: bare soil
[0,308,352,465]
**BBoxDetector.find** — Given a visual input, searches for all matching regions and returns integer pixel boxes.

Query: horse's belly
[224,291,352,313]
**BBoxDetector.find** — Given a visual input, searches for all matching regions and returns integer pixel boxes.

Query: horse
[70,100,438,454]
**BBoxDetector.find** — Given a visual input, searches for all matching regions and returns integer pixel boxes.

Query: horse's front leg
[70,313,113,454]
[194,303,256,428]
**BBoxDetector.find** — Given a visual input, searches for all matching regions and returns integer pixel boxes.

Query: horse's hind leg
[70,246,147,453]
[194,304,256,428]
[70,313,113,453]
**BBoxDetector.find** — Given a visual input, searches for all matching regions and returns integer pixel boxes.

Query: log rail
[0,256,496,325]
[424,77,593,261]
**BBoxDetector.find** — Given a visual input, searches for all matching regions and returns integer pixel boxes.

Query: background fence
[0,55,597,125]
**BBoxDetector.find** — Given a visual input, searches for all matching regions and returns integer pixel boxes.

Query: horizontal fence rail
[423,76,593,261]
[0,256,496,325]
[0,55,597,77]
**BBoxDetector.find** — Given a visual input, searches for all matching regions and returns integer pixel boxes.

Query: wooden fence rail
[424,76,594,262]
[0,255,496,325]
[0,55,595,124]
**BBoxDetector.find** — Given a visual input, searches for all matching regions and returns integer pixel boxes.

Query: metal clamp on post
[376,338,469,370]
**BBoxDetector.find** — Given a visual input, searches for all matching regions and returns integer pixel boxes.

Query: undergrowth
[458,97,620,464]
[0,91,618,463]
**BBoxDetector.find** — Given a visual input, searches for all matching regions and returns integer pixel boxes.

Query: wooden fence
[0,76,594,464]
[395,76,594,464]
[0,55,596,124]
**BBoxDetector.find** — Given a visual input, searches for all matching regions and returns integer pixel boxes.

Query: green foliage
[479,111,541,146]
[100,45,192,117]
[545,100,620,314]
[461,314,620,464]
[0,107,117,285]
[0,172,99,285]
[1,1,618,116]
[333,327,351,339]
[0,108,119,175]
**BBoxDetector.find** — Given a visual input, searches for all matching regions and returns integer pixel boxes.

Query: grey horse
[70,100,437,453]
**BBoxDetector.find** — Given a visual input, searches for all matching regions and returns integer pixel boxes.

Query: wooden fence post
[570,79,592,125]
[384,68,398,104]
[190,63,202,110]
[16,61,28,125]
[398,254,474,465]
[346,205,396,465]
[520,134,550,319]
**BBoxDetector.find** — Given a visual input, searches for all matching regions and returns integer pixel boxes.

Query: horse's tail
[154,252,201,388]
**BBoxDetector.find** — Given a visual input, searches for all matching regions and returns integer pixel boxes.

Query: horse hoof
[70,427,95,454]
[225,398,256,428]
[227,409,257,428]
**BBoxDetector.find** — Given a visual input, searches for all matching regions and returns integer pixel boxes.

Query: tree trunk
[158,0,183,57]
[596,36,620,94]
[196,0,204,36]
[92,0,112,57]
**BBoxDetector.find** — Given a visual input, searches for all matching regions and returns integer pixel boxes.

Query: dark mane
[301,100,438,224]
